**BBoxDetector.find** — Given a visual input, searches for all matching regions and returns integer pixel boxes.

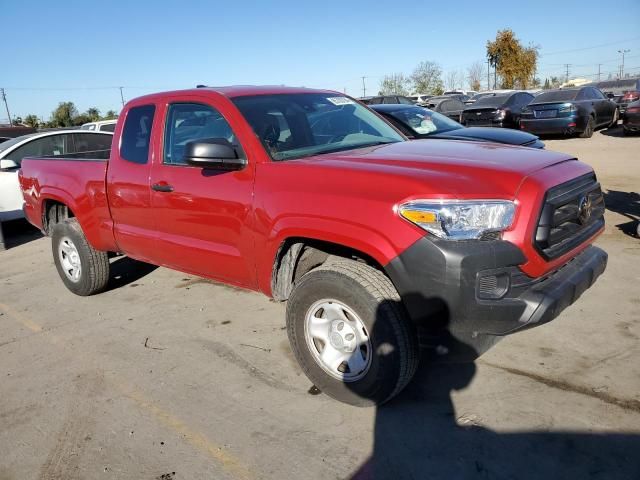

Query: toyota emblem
[578,195,593,225]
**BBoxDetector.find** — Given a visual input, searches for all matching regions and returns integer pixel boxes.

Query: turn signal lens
[400,210,438,224]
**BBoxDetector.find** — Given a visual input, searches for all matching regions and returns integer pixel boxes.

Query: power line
[540,36,640,56]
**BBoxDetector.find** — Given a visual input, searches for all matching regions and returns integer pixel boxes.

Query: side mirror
[0,159,19,170]
[184,138,246,170]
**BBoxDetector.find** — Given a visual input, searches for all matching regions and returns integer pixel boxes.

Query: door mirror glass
[184,138,246,170]
[0,159,19,170]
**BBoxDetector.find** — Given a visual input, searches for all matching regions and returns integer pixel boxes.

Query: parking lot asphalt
[1,127,639,480]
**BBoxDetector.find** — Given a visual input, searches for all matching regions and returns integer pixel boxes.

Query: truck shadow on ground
[106,255,158,290]
[347,297,640,480]
[599,125,628,138]
[0,219,42,250]
[603,189,640,238]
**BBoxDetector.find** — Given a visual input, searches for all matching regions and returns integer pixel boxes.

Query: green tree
[85,107,101,122]
[24,114,40,128]
[50,102,78,127]
[73,114,92,126]
[486,29,538,89]
[378,73,411,95]
[410,61,444,95]
[102,110,118,120]
[543,78,551,89]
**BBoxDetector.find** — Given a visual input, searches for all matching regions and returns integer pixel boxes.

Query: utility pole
[361,77,366,98]
[1,88,12,126]
[119,86,125,107]
[487,61,490,91]
[493,65,497,90]
[618,49,630,78]
[597,64,602,82]
[564,64,571,83]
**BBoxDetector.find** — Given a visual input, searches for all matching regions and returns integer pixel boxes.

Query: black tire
[286,259,419,406]
[51,218,110,296]
[580,116,595,138]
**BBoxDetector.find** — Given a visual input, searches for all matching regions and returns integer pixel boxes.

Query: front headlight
[399,200,515,240]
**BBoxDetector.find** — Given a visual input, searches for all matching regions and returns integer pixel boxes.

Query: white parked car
[81,119,117,132]
[409,94,432,105]
[0,130,113,222]
[444,89,478,97]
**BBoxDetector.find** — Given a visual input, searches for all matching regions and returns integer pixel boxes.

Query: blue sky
[3,0,640,121]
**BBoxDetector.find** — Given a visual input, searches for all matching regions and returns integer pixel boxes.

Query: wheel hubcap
[304,299,372,382]
[58,236,82,282]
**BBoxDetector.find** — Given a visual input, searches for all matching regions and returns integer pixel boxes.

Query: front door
[106,104,158,262]
[149,100,256,288]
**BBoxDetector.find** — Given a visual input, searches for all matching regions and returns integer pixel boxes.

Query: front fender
[255,213,420,296]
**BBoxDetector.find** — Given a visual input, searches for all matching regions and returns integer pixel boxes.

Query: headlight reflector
[399,200,515,240]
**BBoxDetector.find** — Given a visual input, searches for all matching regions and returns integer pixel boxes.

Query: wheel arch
[41,195,77,235]
[271,236,390,302]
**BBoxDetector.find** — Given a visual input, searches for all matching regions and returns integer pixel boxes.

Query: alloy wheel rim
[58,236,82,282]
[304,299,372,382]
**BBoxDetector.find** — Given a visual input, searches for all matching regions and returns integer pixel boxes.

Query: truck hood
[298,139,575,199]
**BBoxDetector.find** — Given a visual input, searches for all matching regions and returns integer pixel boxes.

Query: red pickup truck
[19,86,607,406]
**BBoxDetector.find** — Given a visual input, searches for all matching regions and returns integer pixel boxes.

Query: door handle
[151,182,174,192]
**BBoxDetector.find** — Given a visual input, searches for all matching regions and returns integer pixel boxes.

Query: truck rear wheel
[286,259,419,406]
[52,218,110,296]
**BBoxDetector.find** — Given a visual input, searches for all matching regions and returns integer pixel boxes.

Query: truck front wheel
[52,218,110,296]
[286,259,419,406]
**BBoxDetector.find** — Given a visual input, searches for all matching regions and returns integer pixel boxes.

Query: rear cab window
[120,105,155,164]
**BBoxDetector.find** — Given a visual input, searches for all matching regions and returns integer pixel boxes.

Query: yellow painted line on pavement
[0,301,43,332]
[112,379,254,480]
[1,300,254,479]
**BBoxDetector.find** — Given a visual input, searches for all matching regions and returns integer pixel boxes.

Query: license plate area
[535,110,557,119]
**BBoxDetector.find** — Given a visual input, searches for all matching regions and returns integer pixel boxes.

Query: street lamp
[618,49,630,78]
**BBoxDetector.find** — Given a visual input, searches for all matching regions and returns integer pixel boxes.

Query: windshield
[535,90,579,102]
[0,134,37,155]
[232,93,404,161]
[388,106,462,135]
[471,94,510,107]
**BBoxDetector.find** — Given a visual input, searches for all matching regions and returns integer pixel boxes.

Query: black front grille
[534,173,605,259]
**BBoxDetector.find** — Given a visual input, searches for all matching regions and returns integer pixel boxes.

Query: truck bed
[20,153,117,251]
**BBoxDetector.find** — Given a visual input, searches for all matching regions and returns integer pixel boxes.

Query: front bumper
[464,119,505,128]
[385,238,607,341]
[520,116,587,135]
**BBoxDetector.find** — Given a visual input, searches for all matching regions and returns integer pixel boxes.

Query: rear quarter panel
[19,158,117,251]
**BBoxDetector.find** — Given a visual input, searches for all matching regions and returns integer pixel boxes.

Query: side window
[576,89,588,101]
[7,135,69,165]
[164,103,237,166]
[99,123,116,132]
[72,133,113,154]
[591,88,605,99]
[120,105,155,164]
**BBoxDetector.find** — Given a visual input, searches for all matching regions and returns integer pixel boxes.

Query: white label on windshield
[327,97,354,106]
